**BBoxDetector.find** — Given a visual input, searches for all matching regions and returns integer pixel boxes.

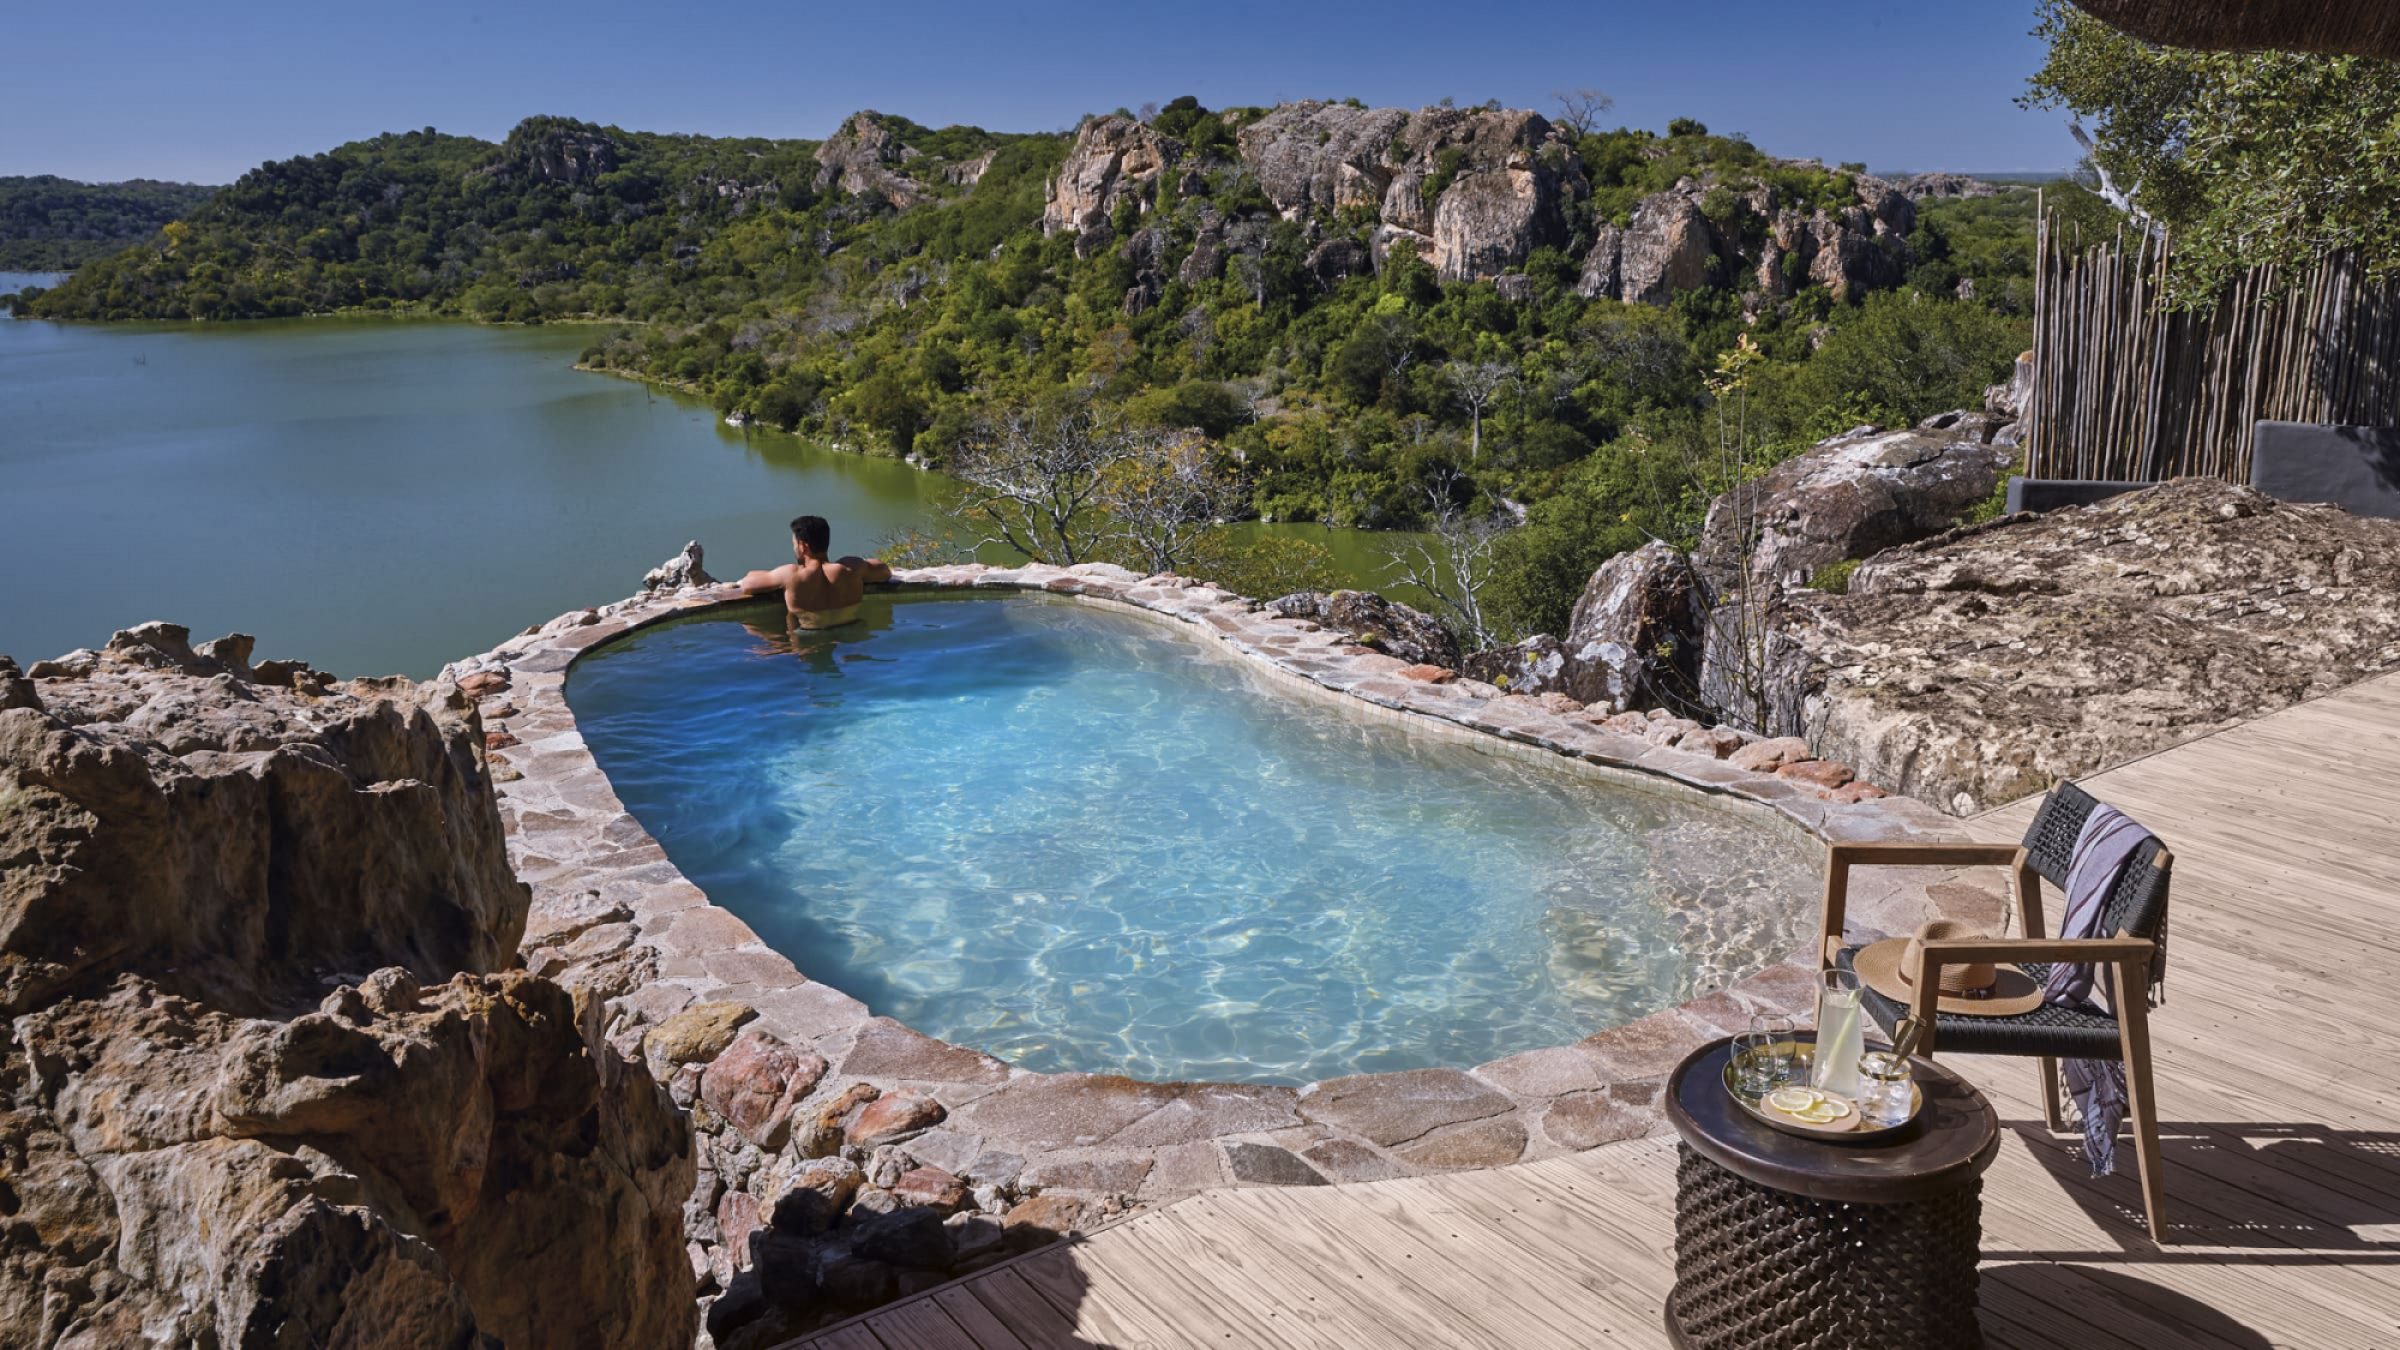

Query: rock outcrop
[1042,114,1181,236]
[499,118,622,186]
[1892,171,2002,200]
[1692,424,2010,725]
[1463,541,1702,711]
[1040,101,1939,306]
[1481,418,2017,739]
[1699,425,2013,590]
[1581,176,1915,305]
[644,539,717,593]
[1771,480,2400,812]
[814,112,930,209]
[1266,590,1462,668]
[0,627,695,1347]
[1046,102,1579,283]
[2,622,527,1017]
[1613,194,1719,305]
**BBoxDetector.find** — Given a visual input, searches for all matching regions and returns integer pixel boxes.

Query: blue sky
[6,1,2073,184]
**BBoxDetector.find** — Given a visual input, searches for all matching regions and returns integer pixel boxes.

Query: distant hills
[11,104,2096,639]
[0,176,220,270]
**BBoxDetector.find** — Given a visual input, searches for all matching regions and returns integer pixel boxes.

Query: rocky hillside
[19,101,2051,590]
[1042,100,1937,306]
[0,625,695,1347]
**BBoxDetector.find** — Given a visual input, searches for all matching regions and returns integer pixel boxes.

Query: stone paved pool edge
[445,561,2008,1288]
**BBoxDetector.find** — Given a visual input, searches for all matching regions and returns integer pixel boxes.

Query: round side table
[1663,1033,2000,1350]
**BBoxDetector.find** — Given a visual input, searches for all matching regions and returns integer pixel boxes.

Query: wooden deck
[791,672,2400,1350]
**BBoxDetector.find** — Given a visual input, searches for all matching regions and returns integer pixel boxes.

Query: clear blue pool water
[568,596,1816,1084]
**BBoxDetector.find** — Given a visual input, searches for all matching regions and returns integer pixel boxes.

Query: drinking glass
[1731,1031,1780,1098]
[1748,1012,1799,1087]
[1857,1050,1915,1127]
[1813,969,1866,1098]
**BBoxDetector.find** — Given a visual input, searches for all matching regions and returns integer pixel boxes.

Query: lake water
[570,596,1814,1082]
[0,316,1408,676]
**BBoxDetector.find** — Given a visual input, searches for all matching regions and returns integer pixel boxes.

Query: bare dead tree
[1385,477,1512,651]
[2067,123,2162,239]
[1551,88,1615,138]
[1445,360,1512,462]
[946,405,1121,565]
[1098,429,1248,574]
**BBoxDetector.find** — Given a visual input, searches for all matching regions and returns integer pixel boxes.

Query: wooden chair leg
[2117,978,2168,1243]
[2038,1056,2066,1131]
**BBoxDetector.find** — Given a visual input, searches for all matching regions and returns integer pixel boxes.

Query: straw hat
[1852,919,2046,1017]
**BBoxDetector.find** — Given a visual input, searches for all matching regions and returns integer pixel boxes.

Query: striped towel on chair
[2046,801,2154,1176]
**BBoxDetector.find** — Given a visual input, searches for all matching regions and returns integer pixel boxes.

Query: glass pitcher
[1813,969,1866,1098]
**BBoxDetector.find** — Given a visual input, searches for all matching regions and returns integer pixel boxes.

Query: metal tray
[1722,1047,1922,1144]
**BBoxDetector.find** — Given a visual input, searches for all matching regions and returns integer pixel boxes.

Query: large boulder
[1,622,527,1017]
[0,631,695,1347]
[1234,102,1415,215]
[1699,426,2012,590]
[1689,425,2009,729]
[1043,114,1180,235]
[1463,541,1703,710]
[1616,193,1720,305]
[643,539,716,593]
[1573,223,1624,300]
[1769,480,2400,812]
[1267,590,1461,668]
[814,111,929,209]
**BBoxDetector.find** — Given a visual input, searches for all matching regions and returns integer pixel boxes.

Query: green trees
[0,176,218,270]
[1789,291,2028,431]
[19,101,2050,647]
[2024,0,2400,294]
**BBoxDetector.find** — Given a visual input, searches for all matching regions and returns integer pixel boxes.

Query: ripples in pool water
[567,595,1816,1084]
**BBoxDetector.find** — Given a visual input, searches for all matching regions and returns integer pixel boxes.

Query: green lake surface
[0,316,1409,677]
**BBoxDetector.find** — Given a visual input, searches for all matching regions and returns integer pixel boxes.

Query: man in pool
[730,515,892,628]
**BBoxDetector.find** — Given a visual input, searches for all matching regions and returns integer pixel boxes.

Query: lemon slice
[1817,1096,1856,1120]
[1766,1086,1821,1113]
[1793,1103,1844,1124]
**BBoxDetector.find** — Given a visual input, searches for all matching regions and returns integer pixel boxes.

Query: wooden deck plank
[851,1299,972,1350]
[790,669,2400,1350]
[924,1288,1030,1350]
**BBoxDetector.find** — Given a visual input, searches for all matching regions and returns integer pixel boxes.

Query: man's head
[790,515,831,562]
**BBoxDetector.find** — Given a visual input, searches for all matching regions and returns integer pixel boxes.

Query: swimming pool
[567,594,1816,1084]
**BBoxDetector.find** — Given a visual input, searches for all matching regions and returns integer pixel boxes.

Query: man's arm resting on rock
[840,556,893,584]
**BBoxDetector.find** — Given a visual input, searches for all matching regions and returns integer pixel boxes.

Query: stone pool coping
[449,560,2008,1221]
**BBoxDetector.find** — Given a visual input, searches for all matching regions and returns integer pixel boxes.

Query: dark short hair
[790,515,831,555]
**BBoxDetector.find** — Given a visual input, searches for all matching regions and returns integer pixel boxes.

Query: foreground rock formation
[1474,379,2400,812]
[1475,417,2014,728]
[1771,480,2400,812]
[0,625,694,1347]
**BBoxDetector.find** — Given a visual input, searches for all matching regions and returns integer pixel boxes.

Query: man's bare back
[731,514,890,624]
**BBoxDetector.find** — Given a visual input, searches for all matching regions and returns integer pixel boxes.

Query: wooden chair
[1817,782,2176,1240]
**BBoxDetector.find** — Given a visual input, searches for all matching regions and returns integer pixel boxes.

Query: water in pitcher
[1814,970,1866,1098]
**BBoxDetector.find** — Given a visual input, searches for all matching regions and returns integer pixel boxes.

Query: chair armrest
[1818,842,2039,965]
[1917,935,2153,966]
[1906,936,2154,1047]
[1825,842,2025,866]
